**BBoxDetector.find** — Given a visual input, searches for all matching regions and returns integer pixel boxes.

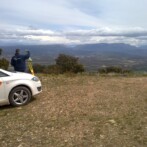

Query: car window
[0,71,9,77]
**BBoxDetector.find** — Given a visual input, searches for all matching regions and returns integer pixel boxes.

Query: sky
[0,0,147,46]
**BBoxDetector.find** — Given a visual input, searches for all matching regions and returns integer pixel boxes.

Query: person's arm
[23,51,30,60]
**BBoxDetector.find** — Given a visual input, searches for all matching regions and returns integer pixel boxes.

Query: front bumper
[31,81,42,96]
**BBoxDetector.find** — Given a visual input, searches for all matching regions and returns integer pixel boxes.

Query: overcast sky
[0,0,147,46]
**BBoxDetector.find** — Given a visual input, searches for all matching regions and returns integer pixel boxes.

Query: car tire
[9,86,32,106]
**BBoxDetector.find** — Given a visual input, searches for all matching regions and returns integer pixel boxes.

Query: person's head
[15,49,20,54]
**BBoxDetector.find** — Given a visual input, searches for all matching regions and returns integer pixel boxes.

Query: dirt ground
[0,74,147,147]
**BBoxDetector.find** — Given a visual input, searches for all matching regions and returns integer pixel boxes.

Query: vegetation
[33,64,46,73]
[98,66,132,74]
[33,54,85,74]
[32,55,131,75]
[0,48,2,55]
[0,58,9,70]
[55,54,85,73]
[0,49,9,70]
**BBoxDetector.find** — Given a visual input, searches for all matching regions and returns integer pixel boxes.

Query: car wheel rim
[12,90,29,105]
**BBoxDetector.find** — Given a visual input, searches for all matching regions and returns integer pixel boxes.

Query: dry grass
[0,74,147,147]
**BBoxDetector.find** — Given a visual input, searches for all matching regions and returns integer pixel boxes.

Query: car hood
[0,69,35,80]
[11,72,34,80]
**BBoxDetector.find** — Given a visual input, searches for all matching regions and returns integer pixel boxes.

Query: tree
[0,48,9,70]
[0,58,9,70]
[55,54,85,73]
[0,48,2,56]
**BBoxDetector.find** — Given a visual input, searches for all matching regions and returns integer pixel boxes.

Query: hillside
[0,74,146,147]
[1,43,147,71]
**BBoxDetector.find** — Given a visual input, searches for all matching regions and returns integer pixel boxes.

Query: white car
[0,69,42,106]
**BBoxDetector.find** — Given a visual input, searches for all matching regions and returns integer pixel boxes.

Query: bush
[0,48,2,56]
[71,64,85,73]
[33,54,85,74]
[55,54,85,73]
[33,64,46,73]
[0,58,9,70]
[98,66,132,74]
[47,65,61,74]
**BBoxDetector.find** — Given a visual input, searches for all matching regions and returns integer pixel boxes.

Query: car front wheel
[9,86,32,106]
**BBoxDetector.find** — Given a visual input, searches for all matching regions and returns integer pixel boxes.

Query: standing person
[11,49,30,72]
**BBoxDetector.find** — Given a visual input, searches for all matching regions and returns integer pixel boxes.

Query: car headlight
[32,77,39,82]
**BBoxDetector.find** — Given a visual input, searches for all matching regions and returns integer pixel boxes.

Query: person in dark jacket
[11,49,30,72]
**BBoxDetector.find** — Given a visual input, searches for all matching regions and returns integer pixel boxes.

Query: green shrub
[55,54,85,73]
[122,69,132,74]
[46,65,61,74]
[98,66,132,74]
[0,48,2,56]
[0,58,9,70]
[33,64,46,73]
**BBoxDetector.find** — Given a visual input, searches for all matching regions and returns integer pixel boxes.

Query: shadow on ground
[0,97,37,110]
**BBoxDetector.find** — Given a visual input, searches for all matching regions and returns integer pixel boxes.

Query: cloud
[0,0,147,46]
[0,0,147,28]
[0,0,103,28]
[63,27,147,37]
[0,24,147,46]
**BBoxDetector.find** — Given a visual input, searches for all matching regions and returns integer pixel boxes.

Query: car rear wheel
[9,86,32,106]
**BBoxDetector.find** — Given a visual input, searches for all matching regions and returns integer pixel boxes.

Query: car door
[0,71,10,100]
[0,77,5,99]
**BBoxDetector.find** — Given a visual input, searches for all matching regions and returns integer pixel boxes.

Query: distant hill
[1,43,147,71]
[139,45,147,49]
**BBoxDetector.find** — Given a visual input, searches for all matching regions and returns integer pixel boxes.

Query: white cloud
[0,0,147,28]
[0,24,147,46]
[0,0,103,28]
[0,0,147,45]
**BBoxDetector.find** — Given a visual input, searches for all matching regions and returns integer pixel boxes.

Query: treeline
[33,54,85,74]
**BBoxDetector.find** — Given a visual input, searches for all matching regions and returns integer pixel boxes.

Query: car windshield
[0,71,9,77]
[0,69,12,76]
